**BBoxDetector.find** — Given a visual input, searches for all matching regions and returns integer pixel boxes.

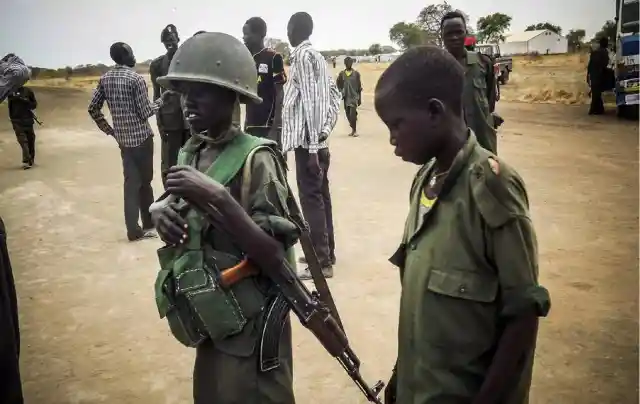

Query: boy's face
[442,18,466,55]
[375,87,447,165]
[242,24,262,50]
[177,82,237,134]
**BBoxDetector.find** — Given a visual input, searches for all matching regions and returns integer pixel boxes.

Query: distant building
[500,29,568,55]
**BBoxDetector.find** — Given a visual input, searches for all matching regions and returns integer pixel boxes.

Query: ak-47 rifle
[173,194,385,403]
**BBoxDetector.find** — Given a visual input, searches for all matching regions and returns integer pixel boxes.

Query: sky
[1,0,615,68]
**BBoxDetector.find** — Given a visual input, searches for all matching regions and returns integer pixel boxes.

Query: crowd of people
[1,10,552,404]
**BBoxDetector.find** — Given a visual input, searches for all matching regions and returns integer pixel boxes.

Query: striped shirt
[281,40,341,153]
[88,65,161,148]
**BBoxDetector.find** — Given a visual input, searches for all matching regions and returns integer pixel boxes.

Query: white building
[500,29,568,55]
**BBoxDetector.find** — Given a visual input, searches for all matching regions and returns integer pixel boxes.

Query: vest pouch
[179,266,248,342]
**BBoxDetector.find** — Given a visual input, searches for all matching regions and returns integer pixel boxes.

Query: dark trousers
[161,129,190,189]
[294,147,335,267]
[345,105,358,131]
[11,123,35,164]
[0,217,24,404]
[120,136,155,240]
[589,87,604,115]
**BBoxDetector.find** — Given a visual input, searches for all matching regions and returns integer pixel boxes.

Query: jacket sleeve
[245,149,300,250]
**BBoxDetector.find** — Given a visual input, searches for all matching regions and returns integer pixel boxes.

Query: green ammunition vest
[154,132,295,347]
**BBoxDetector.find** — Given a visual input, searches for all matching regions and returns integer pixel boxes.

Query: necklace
[252,47,267,57]
[428,169,450,188]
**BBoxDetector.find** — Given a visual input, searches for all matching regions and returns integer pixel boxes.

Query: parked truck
[614,0,639,118]
[476,44,513,85]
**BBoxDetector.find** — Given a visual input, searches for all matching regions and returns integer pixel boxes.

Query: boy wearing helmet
[152,32,298,403]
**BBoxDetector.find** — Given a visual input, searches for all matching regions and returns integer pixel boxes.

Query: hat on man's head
[161,24,179,42]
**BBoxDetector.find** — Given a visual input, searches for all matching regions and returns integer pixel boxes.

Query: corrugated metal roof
[503,30,549,43]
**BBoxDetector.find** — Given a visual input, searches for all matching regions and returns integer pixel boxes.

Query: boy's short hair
[245,17,267,38]
[376,45,464,115]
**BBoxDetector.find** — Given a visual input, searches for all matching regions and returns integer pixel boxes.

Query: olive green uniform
[156,131,297,404]
[463,52,497,154]
[390,132,550,404]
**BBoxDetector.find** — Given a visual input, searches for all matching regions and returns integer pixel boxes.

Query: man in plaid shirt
[88,42,165,241]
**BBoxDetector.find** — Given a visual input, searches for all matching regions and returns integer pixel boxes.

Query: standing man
[441,11,497,154]
[150,24,190,188]
[7,85,37,169]
[336,56,362,137]
[375,46,550,404]
[153,31,297,404]
[587,37,610,115]
[282,11,341,279]
[242,17,287,145]
[88,42,163,242]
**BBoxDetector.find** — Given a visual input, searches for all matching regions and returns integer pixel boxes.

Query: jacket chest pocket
[418,268,499,349]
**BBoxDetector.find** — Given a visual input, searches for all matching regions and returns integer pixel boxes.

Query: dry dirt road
[0,87,638,404]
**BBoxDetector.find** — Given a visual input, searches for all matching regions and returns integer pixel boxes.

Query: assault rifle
[187,197,385,403]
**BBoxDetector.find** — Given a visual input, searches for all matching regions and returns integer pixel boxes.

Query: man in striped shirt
[88,42,163,242]
[283,12,341,279]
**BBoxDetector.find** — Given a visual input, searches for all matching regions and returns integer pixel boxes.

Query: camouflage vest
[154,132,295,347]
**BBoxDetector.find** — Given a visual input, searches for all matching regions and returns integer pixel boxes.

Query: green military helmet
[157,31,262,104]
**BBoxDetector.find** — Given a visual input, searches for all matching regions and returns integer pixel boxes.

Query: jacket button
[459,285,466,293]
[410,243,417,250]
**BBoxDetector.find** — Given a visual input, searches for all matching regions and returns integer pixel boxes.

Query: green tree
[389,22,424,49]
[64,66,73,81]
[592,20,616,46]
[381,45,397,54]
[368,43,383,55]
[566,29,586,52]
[476,13,512,44]
[265,37,291,61]
[416,2,453,46]
[525,22,563,35]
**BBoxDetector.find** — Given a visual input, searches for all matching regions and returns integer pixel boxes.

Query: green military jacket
[390,132,550,404]
[464,52,497,154]
[156,129,299,356]
[150,54,187,132]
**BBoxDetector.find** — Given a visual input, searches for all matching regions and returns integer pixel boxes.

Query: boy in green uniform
[376,46,550,404]
[152,32,297,404]
[336,56,362,137]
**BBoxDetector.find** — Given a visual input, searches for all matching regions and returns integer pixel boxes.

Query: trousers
[345,105,358,131]
[119,136,155,240]
[11,122,35,164]
[294,147,335,267]
[0,217,23,404]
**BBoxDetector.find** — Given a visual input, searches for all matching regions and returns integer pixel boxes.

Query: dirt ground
[0,75,638,404]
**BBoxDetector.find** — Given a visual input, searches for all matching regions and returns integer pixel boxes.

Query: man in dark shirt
[150,24,190,188]
[587,37,611,115]
[7,85,37,169]
[242,17,287,146]
[336,56,362,136]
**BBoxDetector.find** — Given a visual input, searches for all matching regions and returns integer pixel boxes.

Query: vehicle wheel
[499,70,510,85]
[617,104,639,120]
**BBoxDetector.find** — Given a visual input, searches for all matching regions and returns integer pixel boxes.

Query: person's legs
[25,126,35,165]
[133,136,155,231]
[11,123,31,167]
[318,148,335,264]
[294,147,332,268]
[120,145,144,240]
[589,83,605,115]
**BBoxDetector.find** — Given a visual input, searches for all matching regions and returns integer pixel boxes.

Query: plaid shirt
[88,65,161,147]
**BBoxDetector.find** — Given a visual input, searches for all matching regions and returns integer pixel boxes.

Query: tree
[64,66,73,81]
[476,13,512,44]
[29,66,40,79]
[525,22,562,35]
[265,37,291,61]
[415,3,475,45]
[592,20,616,46]
[368,43,383,55]
[566,29,586,52]
[381,45,397,54]
[389,22,424,50]
[415,2,453,46]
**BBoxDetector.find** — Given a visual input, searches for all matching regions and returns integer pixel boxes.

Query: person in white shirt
[282,11,341,279]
